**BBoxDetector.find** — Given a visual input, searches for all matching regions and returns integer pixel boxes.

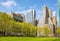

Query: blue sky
[0,0,59,20]
[58,0,60,26]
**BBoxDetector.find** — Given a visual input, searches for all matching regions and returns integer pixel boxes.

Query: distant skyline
[0,0,59,21]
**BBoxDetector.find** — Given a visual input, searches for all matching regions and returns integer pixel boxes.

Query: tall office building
[48,9,52,18]
[53,11,57,26]
[38,5,54,27]
[25,9,36,25]
[43,5,49,24]
[38,5,49,27]
[48,9,53,28]
[37,5,58,36]
[52,11,58,36]
[58,0,60,26]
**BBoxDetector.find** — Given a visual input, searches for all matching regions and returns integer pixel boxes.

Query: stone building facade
[37,5,58,36]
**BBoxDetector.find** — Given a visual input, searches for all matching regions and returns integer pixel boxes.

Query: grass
[0,37,60,41]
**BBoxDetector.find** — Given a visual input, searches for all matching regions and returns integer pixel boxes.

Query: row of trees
[37,26,53,37]
[0,12,37,36]
[0,12,60,37]
[56,27,60,37]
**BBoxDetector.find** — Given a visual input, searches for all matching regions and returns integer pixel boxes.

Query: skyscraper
[48,9,52,18]
[38,5,54,27]
[48,9,53,29]
[58,0,60,27]
[43,5,49,24]
[25,9,36,25]
[38,5,49,27]
[37,5,58,36]
[52,11,58,36]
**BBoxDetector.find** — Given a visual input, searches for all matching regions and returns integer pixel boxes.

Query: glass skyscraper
[25,9,36,25]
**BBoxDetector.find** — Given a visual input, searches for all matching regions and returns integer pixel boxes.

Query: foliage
[56,27,60,36]
[0,12,37,36]
[42,25,52,36]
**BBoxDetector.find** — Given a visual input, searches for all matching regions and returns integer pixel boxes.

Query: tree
[56,27,60,37]
[37,28,42,36]
[43,25,52,37]
[0,12,38,37]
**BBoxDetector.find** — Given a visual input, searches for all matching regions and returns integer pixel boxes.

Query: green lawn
[0,37,60,41]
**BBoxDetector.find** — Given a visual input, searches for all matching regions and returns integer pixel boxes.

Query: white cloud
[15,9,34,14]
[15,10,27,16]
[0,1,17,8]
[29,5,37,9]
[16,10,26,14]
